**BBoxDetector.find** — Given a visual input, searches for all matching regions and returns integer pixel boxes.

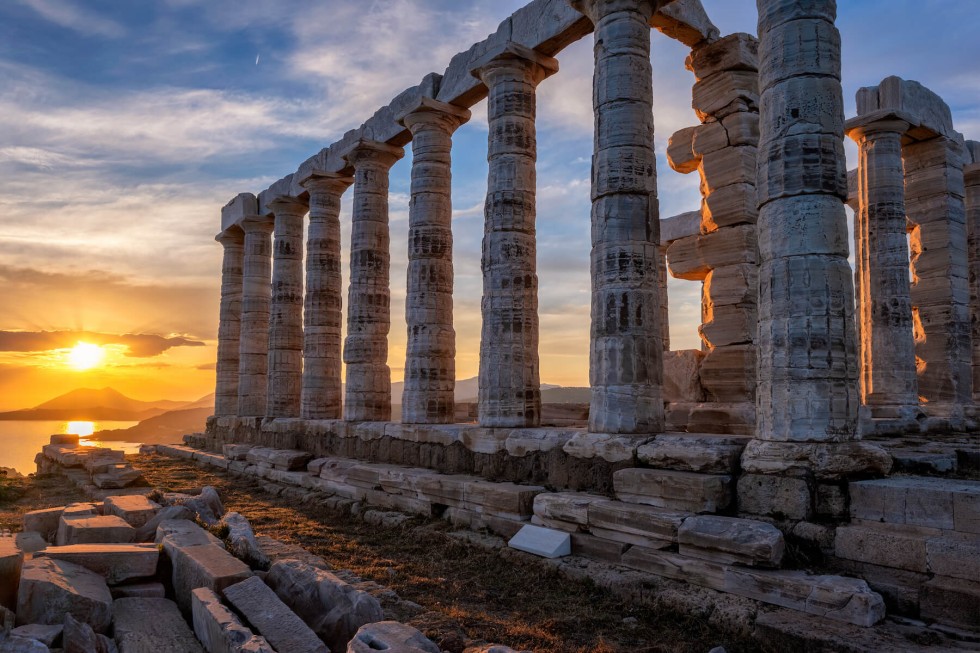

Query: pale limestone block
[167,544,252,614]
[692,70,758,121]
[220,193,258,232]
[685,32,758,81]
[348,622,440,653]
[223,577,329,653]
[877,75,956,139]
[104,495,158,528]
[636,434,745,474]
[22,507,64,542]
[191,587,275,653]
[561,432,643,463]
[660,210,702,244]
[16,558,112,632]
[57,515,134,546]
[920,577,980,630]
[613,468,731,513]
[758,15,840,86]
[112,597,204,652]
[678,515,785,567]
[757,194,849,259]
[587,500,688,541]
[925,538,980,582]
[700,303,756,348]
[700,145,757,189]
[532,492,605,526]
[691,120,728,156]
[702,182,758,230]
[666,224,757,281]
[740,440,892,480]
[757,132,848,204]
[35,544,158,585]
[8,624,61,647]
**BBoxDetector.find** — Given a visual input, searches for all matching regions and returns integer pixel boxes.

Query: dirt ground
[2,455,755,653]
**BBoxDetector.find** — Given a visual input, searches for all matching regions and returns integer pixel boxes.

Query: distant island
[0,387,190,421]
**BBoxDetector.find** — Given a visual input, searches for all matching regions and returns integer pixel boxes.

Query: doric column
[214,226,244,416]
[752,0,858,441]
[300,173,354,420]
[966,160,980,402]
[847,117,919,414]
[471,43,558,428]
[570,0,664,434]
[398,99,471,424]
[237,215,274,417]
[343,139,405,422]
[266,196,309,418]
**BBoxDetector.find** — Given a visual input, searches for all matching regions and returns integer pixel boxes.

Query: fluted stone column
[266,197,309,418]
[343,140,405,422]
[399,99,471,424]
[214,226,244,416]
[300,173,354,420]
[753,0,858,441]
[571,0,665,434]
[471,43,558,429]
[966,161,980,402]
[237,215,274,417]
[848,118,919,414]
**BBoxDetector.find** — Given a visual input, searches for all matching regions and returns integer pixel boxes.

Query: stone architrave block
[16,558,112,633]
[667,126,700,174]
[651,0,720,47]
[692,70,759,121]
[191,587,275,653]
[587,500,688,542]
[223,576,329,653]
[532,493,605,526]
[613,468,731,513]
[636,434,745,474]
[265,559,383,653]
[221,193,258,232]
[22,506,65,542]
[348,621,441,653]
[56,515,135,546]
[737,474,811,521]
[662,350,705,403]
[678,515,785,567]
[877,75,956,139]
[508,525,571,558]
[104,495,159,528]
[168,544,252,614]
[686,32,758,81]
[35,544,158,585]
[113,597,204,653]
[666,224,757,281]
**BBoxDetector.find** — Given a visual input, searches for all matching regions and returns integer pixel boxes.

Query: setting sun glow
[68,342,105,370]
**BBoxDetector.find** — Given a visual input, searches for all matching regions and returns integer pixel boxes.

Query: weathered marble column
[752,0,858,442]
[300,173,354,420]
[343,139,405,422]
[237,215,274,417]
[214,226,244,416]
[570,0,665,434]
[266,196,309,418]
[471,43,558,429]
[847,117,919,414]
[966,157,980,402]
[398,99,471,424]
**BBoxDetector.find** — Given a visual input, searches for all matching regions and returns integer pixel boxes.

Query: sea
[0,420,141,477]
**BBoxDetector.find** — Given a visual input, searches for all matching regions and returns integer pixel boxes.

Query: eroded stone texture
[237,215,274,417]
[300,173,354,420]
[847,117,919,413]
[399,99,471,424]
[16,558,112,633]
[223,576,329,653]
[348,621,440,653]
[571,0,664,434]
[266,196,309,418]
[215,226,245,417]
[966,155,980,400]
[472,43,557,428]
[752,0,859,442]
[191,587,275,653]
[343,139,405,422]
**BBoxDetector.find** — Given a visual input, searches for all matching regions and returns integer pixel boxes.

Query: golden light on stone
[68,342,105,370]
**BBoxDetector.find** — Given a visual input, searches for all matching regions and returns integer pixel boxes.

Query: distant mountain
[0,387,192,422]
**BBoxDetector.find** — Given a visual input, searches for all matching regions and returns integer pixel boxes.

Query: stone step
[35,544,158,585]
[245,447,313,471]
[223,576,329,653]
[56,514,135,546]
[677,515,784,568]
[835,522,980,580]
[613,468,732,513]
[849,476,980,533]
[103,495,159,528]
[636,433,748,474]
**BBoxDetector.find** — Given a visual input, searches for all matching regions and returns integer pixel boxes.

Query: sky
[0,0,978,411]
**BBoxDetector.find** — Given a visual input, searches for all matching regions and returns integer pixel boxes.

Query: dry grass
[0,472,88,533]
[133,454,750,653]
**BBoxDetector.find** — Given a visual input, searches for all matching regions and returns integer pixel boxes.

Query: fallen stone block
[156,519,223,550]
[0,536,23,610]
[110,582,166,600]
[57,514,135,546]
[507,525,570,559]
[104,495,158,528]
[637,434,745,474]
[22,507,65,542]
[35,544,159,585]
[134,505,193,542]
[266,559,384,653]
[0,635,50,652]
[463,646,530,653]
[920,576,980,631]
[587,500,688,542]
[191,587,275,653]
[16,557,112,633]
[63,613,115,653]
[464,480,544,518]
[223,576,328,653]
[568,532,630,565]
[532,493,605,527]
[221,512,269,570]
[613,468,731,513]
[113,597,204,652]
[348,621,440,653]
[10,623,62,647]
[168,544,251,614]
[678,515,784,567]
[246,447,312,471]
[81,449,125,473]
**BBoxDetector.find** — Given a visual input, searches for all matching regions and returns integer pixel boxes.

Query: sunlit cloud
[0,331,205,358]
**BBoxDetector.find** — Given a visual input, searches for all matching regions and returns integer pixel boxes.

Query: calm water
[0,420,141,476]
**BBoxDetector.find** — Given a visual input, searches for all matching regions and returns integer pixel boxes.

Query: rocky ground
[1,454,752,653]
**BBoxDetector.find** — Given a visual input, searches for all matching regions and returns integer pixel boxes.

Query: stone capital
[214,225,244,246]
[341,138,405,170]
[396,97,471,133]
[846,118,911,144]
[239,214,274,235]
[299,171,355,196]
[568,0,664,23]
[469,41,559,85]
[845,108,917,141]
[266,196,309,216]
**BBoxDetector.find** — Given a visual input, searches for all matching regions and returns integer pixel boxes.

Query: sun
[68,342,105,371]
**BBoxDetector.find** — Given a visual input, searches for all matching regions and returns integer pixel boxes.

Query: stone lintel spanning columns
[299,172,355,420]
[966,159,980,402]
[471,42,558,429]
[214,226,245,417]
[397,98,472,424]
[845,115,920,415]
[237,214,275,417]
[342,139,405,422]
[266,195,309,419]
[569,0,665,434]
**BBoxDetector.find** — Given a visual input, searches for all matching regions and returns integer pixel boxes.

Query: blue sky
[0,0,977,405]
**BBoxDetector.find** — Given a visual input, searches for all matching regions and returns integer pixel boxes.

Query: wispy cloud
[0,330,204,357]
[17,0,125,38]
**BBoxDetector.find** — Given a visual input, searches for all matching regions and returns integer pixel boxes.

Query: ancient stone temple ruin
[200,0,979,641]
